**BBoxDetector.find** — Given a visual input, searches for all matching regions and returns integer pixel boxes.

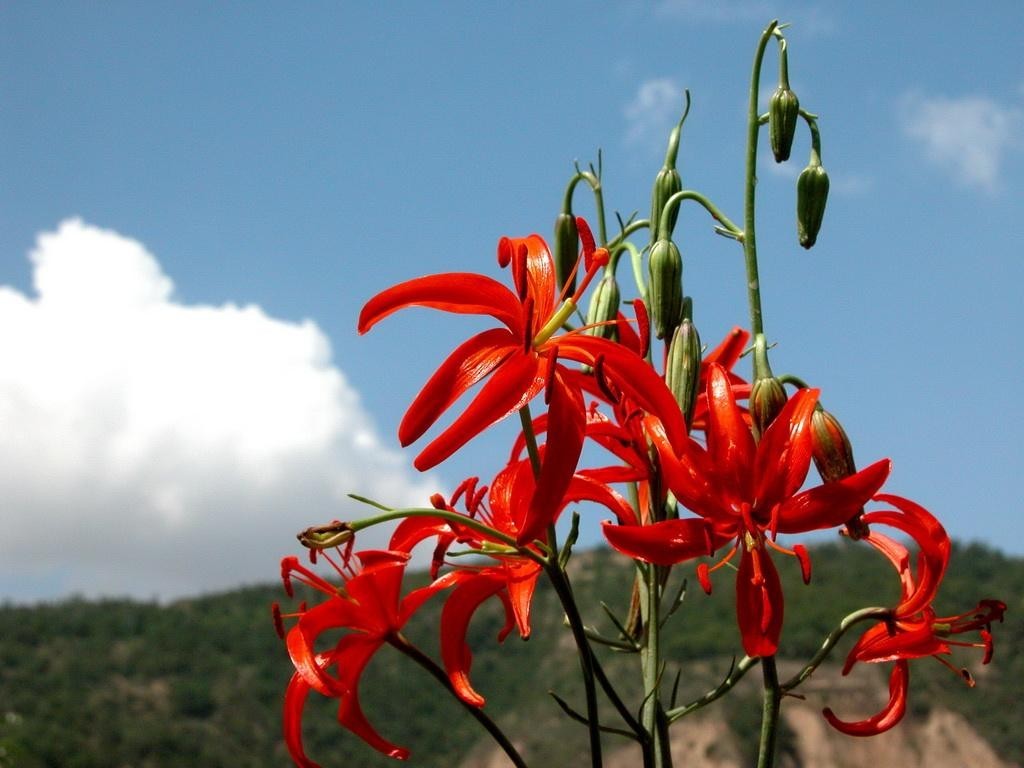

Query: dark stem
[756,655,782,768]
[389,633,529,768]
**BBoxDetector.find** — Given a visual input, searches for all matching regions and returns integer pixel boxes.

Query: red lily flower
[603,364,890,657]
[277,548,457,764]
[824,495,1006,736]
[357,222,687,471]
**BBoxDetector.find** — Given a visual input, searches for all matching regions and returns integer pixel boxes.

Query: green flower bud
[553,211,579,294]
[647,238,683,340]
[796,159,829,249]
[810,405,870,539]
[584,273,621,341]
[650,92,689,240]
[750,375,787,440]
[769,86,800,163]
[666,314,702,427]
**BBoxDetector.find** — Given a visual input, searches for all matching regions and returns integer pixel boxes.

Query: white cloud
[899,91,1023,193]
[0,220,436,602]
[624,78,686,152]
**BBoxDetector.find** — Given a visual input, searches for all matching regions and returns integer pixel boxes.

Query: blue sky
[1,1,1022,601]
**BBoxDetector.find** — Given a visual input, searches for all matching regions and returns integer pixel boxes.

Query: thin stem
[742,19,780,339]
[578,170,609,247]
[389,633,529,768]
[666,655,760,721]
[781,607,890,692]
[659,189,743,242]
[639,562,671,767]
[546,561,604,768]
[606,218,651,252]
[756,655,782,768]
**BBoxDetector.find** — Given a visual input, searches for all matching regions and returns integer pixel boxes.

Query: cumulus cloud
[0,220,436,602]
[624,78,686,152]
[899,91,1023,193]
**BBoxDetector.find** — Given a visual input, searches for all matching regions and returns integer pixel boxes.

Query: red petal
[736,547,783,658]
[334,635,410,759]
[705,364,755,504]
[287,600,362,696]
[516,373,586,545]
[643,414,719,518]
[441,573,511,707]
[414,352,545,470]
[283,672,323,768]
[602,518,714,566]
[703,327,750,371]
[824,660,909,736]
[398,329,518,445]
[358,273,524,337]
[753,387,818,511]
[503,234,557,322]
[504,561,542,638]
[774,458,891,534]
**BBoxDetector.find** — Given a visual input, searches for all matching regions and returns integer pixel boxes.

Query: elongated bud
[650,91,689,240]
[797,156,829,248]
[554,211,579,294]
[810,405,869,539]
[297,521,355,550]
[585,273,621,341]
[648,238,683,340]
[666,307,702,427]
[769,86,800,163]
[750,375,787,440]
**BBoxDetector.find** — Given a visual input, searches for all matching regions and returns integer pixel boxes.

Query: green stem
[389,633,529,768]
[579,170,609,246]
[742,19,780,339]
[518,403,603,767]
[756,655,782,768]
[659,189,743,242]
[606,218,650,252]
[781,607,890,692]
[666,656,760,721]
[639,562,671,767]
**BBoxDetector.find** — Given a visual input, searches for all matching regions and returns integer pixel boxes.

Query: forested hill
[0,541,1019,768]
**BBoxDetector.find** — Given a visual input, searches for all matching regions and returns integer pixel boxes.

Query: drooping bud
[810,405,869,539]
[665,301,702,427]
[297,521,355,551]
[750,375,787,440]
[650,91,690,240]
[584,273,621,341]
[769,86,800,163]
[769,40,799,162]
[553,210,579,294]
[647,238,683,340]
[749,333,786,439]
[797,155,829,248]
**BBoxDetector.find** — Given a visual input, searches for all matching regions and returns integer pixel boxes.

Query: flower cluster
[272,20,1004,768]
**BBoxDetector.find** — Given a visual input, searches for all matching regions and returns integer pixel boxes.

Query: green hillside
[0,541,1018,767]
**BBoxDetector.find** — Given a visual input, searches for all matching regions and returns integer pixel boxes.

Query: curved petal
[557,335,688,447]
[774,458,891,534]
[283,672,323,768]
[358,273,524,337]
[399,328,519,445]
[517,372,586,545]
[703,327,750,372]
[706,364,755,505]
[287,600,363,696]
[500,234,557,322]
[602,518,714,566]
[441,573,512,707]
[846,620,948,668]
[736,547,783,658]
[643,414,719,519]
[503,561,542,638]
[824,660,909,736]
[414,352,545,471]
[753,387,818,512]
[567,474,639,526]
[334,635,410,759]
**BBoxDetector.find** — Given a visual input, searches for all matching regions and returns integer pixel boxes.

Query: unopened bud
[666,313,702,427]
[650,92,689,239]
[810,405,869,539]
[648,238,683,340]
[750,376,787,439]
[769,86,800,162]
[553,211,579,294]
[585,274,621,341]
[797,159,829,249]
[297,521,355,550]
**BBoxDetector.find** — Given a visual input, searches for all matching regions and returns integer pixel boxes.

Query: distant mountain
[1,541,1018,767]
